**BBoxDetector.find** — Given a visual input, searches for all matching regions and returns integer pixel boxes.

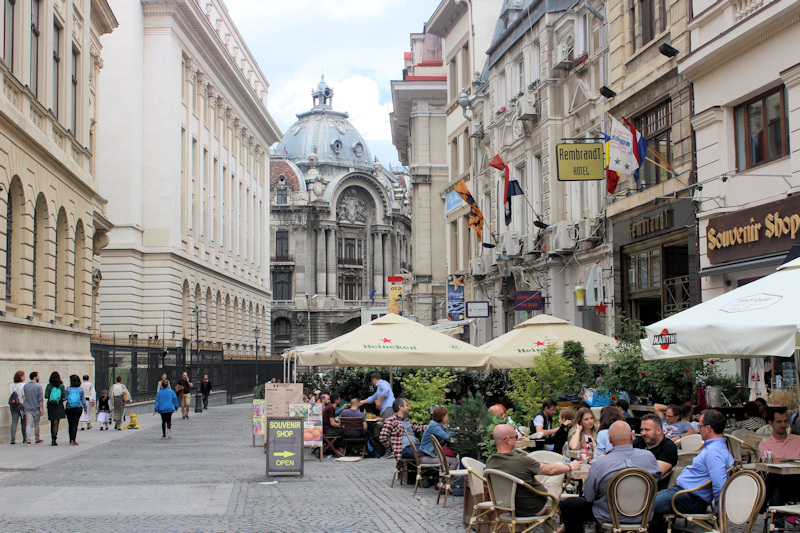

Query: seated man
[321,393,342,449]
[615,398,632,419]
[558,421,661,533]
[759,407,800,507]
[633,413,678,488]
[531,399,558,437]
[650,409,734,533]
[338,397,368,438]
[486,424,579,519]
[654,403,696,442]
[378,398,427,459]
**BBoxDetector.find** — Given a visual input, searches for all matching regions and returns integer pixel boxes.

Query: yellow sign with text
[556,143,604,181]
[389,285,404,314]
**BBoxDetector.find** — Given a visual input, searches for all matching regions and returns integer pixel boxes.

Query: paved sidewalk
[0,403,466,532]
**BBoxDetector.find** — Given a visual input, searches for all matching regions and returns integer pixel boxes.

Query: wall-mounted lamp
[658,43,680,58]
[534,220,549,229]
[0,310,6,316]
[49,319,56,325]
[482,242,496,249]
[26,315,33,320]
[458,89,476,121]
[575,286,586,307]
[721,175,728,183]
[69,323,75,328]
[599,86,617,98]
[87,326,92,331]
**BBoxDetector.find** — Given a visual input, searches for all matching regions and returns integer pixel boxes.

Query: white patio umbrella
[480,314,617,368]
[641,257,800,361]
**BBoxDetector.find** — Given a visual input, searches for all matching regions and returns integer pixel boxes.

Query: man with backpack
[64,374,88,445]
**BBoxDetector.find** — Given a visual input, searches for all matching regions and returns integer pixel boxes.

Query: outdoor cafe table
[754,462,800,475]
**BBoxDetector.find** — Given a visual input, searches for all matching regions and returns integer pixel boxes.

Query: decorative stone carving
[336,189,367,223]
[308,153,318,170]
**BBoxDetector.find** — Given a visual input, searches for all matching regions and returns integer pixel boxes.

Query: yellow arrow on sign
[273,451,295,458]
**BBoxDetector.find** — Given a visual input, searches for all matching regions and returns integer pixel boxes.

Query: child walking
[96,390,111,430]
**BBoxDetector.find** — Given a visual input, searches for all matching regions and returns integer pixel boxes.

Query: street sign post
[265,417,304,478]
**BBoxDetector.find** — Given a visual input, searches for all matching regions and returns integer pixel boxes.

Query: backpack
[66,387,82,408]
[48,386,62,404]
[8,390,21,411]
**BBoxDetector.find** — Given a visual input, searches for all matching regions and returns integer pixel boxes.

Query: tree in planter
[447,392,492,460]
[400,369,455,425]
[507,343,572,426]
[563,340,593,395]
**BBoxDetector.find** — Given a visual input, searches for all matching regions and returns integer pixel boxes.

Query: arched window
[274,318,291,340]
[54,208,68,314]
[33,194,48,310]
[74,221,85,321]
[5,178,26,304]
[182,280,191,337]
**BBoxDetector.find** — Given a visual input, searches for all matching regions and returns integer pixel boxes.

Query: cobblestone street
[0,403,466,532]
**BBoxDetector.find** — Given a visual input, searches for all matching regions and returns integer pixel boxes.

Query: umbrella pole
[795,350,800,408]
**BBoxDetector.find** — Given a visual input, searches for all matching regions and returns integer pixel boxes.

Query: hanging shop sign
[706,195,800,264]
[265,417,304,477]
[389,284,404,314]
[466,301,490,318]
[514,291,543,311]
[446,189,466,215]
[447,274,466,320]
[556,143,605,181]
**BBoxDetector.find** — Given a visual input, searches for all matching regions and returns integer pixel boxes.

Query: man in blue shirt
[359,372,395,420]
[649,409,734,533]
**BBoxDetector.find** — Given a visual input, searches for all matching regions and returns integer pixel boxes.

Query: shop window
[635,101,672,188]
[735,86,790,171]
[626,248,661,292]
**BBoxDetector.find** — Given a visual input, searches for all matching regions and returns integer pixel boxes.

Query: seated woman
[568,407,598,455]
[740,401,767,431]
[420,406,459,470]
[594,405,625,458]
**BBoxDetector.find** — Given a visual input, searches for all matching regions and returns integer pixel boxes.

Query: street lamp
[497,250,512,333]
[253,327,261,387]
[306,294,320,345]
[192,308,204,414]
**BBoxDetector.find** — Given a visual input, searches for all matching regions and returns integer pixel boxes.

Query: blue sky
[224,0,442,170]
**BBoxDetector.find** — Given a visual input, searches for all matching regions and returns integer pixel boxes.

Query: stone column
[383,232,392,298]
[326,227,336,297]
[316,228,326,296]
[373,233,383,300]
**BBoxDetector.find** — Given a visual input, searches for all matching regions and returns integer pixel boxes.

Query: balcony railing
[338,257,363,266]
[271,255,294,263]
[664,275,690,316]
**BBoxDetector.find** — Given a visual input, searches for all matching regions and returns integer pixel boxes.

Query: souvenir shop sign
[265,417,304,477]
[706,195,800,264]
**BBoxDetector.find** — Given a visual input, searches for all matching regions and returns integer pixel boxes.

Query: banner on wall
[447,274,466,320]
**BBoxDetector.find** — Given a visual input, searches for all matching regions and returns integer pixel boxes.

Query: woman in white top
[109,376,130,430]
[568,407,598,454]
[9,370,27,444]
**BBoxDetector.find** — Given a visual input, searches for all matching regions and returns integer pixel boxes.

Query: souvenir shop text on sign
[706,195,800,264]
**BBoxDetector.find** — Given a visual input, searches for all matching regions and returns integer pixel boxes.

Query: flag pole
[647,146,674,172]
[645,156,673,174]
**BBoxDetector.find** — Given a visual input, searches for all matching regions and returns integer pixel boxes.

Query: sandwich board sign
[265,417,304,477]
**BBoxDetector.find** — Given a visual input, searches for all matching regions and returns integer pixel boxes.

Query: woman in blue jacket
[420,406,459,469]
[154,376,180,439]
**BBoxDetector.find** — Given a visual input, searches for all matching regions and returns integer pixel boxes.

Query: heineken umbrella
[641,257,800,361]
[294,313,490,368]
[480,314,616,368]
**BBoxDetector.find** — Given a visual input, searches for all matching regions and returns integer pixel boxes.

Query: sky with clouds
[224,0,442,171]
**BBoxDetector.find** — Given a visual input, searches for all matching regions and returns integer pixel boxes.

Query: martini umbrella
[641,257,800,361]
[480,314,616,368]
[294,313,490,368]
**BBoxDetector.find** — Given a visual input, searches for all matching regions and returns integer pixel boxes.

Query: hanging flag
[604,116,636,175]
[454,180,485,242]
[489,154,523,226]
[602,132,620,195]
[368,288,375,305]
[621,116,649,184]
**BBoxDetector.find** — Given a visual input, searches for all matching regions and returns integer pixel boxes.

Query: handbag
[443,445,457,458]
[122,389,131,403]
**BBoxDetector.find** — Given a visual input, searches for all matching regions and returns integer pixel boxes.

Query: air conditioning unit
[522,233,540,254]
[519,95,538,121]
[578,218,602,241]
[503,231,522,255]
[555,44,574,70]
[549,221,578,253]
[469,257,488,277]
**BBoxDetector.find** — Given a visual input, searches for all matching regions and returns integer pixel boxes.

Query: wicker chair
[528,450,571,499]
[462,457,495,533]
[484,468,558,533]
[596,468,658,533]
[717,470,764,533]
[431,437,467,507]
[676,433,703,452]
[725,433,761,469]
[665,479,716,533]
[398,428,440,496]
[676,451,698,468]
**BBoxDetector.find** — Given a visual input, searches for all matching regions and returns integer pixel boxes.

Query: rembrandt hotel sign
[556,143,604,181]
[706,195,800,264]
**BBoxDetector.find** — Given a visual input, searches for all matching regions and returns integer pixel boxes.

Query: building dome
[275,76,373,169]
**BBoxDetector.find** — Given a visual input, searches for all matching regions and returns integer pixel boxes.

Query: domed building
[269,78,412,353]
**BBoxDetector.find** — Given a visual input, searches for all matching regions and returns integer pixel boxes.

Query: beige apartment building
[1,0,118,440]
[390,30,449,325]
[95,0,280,358]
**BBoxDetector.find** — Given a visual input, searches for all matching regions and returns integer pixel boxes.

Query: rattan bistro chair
[431,437,467,508]
[717,470,764,533]
[596,468,658,533]
[399,428,440,496]
[664,478,716,533]
[462,457,495,533]
[676,434,703,452]
[484,468,558,533]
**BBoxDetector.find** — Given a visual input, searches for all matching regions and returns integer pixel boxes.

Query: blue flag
[368,288,375,304]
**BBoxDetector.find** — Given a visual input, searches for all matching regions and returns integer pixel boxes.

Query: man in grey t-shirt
[22,371,44,444]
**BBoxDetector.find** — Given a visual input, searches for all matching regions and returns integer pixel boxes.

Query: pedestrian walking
[45,372,66,446]
[154,376,179,439]
[23,371,44,445]
[8,370,27,444]
[64,375,88,445]
[79,374,96,430]
[201,375,212,410]
[175,372,192,419]
[156,374,171,391]
[96,390,111,430]
[109,376,130,430]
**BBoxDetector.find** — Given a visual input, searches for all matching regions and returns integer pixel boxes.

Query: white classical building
[95,0,280,357]
[269,78,412,353]
[1,0,118,440]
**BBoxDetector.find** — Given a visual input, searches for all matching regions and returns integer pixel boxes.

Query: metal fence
[90,340,284,402]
